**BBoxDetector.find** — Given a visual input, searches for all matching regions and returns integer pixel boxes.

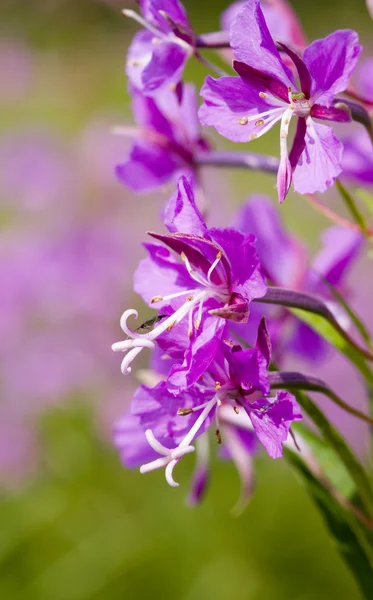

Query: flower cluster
[112,0,372,506]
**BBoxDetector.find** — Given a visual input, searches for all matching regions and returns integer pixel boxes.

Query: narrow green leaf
[285,447,373,599]
[336,180,370,238]
[294,391,373,519]
[291,307,373,389]
[321,277,373,353]
[293,422,355,497]
[356,188,373,217]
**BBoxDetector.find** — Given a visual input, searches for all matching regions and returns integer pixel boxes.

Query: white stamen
[139,396,218,487]
[251,111,284,140]
[241,106,284,125]
[180,397,218,448]
[159,288,196,302]
[122,9,168,40]
[207,252,222,284]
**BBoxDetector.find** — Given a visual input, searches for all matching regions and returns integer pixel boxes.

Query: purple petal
[134,242,192,306]
[292,120,343,194]
[311,104,351,123]
[247,391,302,458]
[233,61,290,103]
[141,41,189,94]
[132,381,215,445]
[199,75,283,143]
[342,130,373,185]
[255,317,272,368]
[188,435,210,506]
[140,0,193,40]
[164,175,207,235]
[232,195,308,288]
[277,152,292,204]
[356,57,373,100]
[149,231,227,284]
[230,0,294,87]
[228,346,270,395]
[222,0,307,50]
[303,30,362,106]
[126,30,154,92]
[221,422,255,512]
[116,142,180,191]
[288,321,328,363]
[113,412,158,468]
[289,116,307,171]
[131,87,175,137]
[278,42,311,98]
[311,226,363,288]
[167,312,226,393]
[209,227,267,302]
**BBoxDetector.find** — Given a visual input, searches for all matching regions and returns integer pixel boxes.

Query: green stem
[336,180,371,239]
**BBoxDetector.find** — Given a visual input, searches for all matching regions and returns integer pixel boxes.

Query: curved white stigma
[139,396,218,487]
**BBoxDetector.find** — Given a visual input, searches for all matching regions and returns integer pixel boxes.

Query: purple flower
[125,0,195,95]
[115,83,209,192]
[112,175,267,382]
[199,0,361,202]
[232,195,362,362]
[114,320,301,490]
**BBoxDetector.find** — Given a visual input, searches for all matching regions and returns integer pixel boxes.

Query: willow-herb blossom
[199,0,361,202]
[112,175,267,391]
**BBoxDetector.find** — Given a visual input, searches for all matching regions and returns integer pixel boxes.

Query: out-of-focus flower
[115,83,209,192]
[125,0,195,95]
[0,129,79,213]
[200,0,361,202]
[341,58,373,186]
[112,175,267,388]
[232,195,362,363]
[0,39,34,103]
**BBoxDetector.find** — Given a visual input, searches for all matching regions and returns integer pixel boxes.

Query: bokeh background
[1,1,373,598]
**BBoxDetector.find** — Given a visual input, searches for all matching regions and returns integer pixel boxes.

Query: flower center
[288,89,311,118]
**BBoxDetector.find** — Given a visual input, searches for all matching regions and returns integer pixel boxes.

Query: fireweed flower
[112,175,267,386]
[124,0,195,95]
[114,319,302,488]
[115,83,209,192]
[231,195,362,362]
[199,0,362,202]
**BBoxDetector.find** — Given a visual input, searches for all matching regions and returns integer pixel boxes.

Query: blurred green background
[0,1,372,599]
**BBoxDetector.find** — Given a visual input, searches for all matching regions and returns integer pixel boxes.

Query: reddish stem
[305,194,373,237]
